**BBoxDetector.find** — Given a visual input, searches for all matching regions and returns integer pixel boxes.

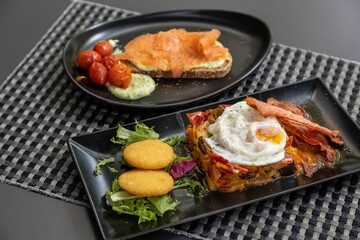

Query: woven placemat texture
[0,1,359,239]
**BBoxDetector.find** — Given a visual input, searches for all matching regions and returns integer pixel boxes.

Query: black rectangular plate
[68,77,360,240]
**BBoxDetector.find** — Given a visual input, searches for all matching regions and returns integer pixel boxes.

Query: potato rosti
[118,169,174,197]
[123,139,174,169]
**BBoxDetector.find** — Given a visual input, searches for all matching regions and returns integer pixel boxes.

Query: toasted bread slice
[122,53,233,79]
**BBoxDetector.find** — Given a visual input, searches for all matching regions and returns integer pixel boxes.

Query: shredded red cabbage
[169,160,197,179]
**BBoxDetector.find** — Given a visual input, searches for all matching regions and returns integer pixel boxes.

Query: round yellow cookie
[123,139,174,169]
[118,169,174,197]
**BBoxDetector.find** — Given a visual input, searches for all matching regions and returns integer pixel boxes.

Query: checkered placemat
[1,0,359,239]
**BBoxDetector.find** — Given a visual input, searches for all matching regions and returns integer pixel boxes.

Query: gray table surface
[1,1,359,239]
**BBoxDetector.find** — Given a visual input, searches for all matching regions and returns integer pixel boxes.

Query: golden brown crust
[123,54,233,79]
[123,139,174,170]
[118,169,174,197]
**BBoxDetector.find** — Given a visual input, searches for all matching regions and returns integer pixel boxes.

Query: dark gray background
[1,0,359,239]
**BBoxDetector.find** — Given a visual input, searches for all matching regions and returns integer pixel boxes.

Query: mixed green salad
[93,121,204,223]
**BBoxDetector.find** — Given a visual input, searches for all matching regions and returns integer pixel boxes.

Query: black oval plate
[63,10,272,109]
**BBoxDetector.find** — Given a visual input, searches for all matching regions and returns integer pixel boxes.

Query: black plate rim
[62,9,272,109]
[67,77,360,240]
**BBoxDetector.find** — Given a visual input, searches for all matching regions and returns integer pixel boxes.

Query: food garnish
[110,120,159,148]
[93,157,115,176]
[88,62,108,85]
[169,160,197,179]
[102,55,121,70]
[76,40,133,87]
[107,63,132,88]
[93,40,113,57]
[173,175,204,192]
[105,178,180,224]
[76,50,102,70]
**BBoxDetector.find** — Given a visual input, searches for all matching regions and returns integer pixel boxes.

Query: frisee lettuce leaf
[106,189,180,223]
[107,178,180,223]
[110,120,159,148]
[174,175,205,192]
[110,191,140,201]
[106,190,157,223]
[93,157,115,176]
[162,135,186,147]
[173,154,192,164]
[111,178,120,192]
[147,195,180,216]
[107,166,119,173]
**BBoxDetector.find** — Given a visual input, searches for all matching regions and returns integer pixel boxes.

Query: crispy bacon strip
[244,97,343,145]
[245,96,343,166]
[267,97,307,118]
[284,121,339,165]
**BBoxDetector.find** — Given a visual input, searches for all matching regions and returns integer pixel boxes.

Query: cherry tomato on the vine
[76,50,102,70]
[93,40,113,57]
[102,55,121,71]
[108,64,132,88]
[88,62,108,85]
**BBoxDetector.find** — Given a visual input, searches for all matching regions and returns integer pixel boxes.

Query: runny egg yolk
[256,127,284,145]
[286,145,317,165]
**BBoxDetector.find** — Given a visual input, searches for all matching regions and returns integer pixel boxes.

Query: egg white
[205,101,287,166]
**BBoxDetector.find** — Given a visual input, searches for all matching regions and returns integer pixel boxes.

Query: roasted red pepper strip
[186,110,210,125]
[209,154,248,173]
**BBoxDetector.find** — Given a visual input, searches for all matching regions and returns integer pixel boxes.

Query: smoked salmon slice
[116,28,230,78]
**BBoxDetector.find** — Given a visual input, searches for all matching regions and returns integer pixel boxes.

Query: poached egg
[205,101,288,166]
